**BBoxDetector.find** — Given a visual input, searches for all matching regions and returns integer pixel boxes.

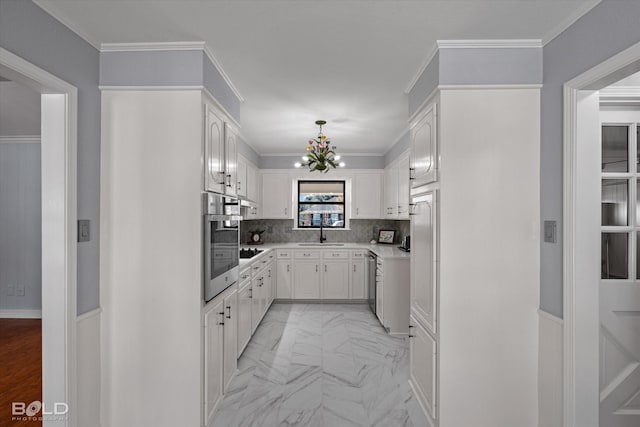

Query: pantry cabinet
[409,316,437,419]
[203,297,224,426]
[204,103,226,194]
[410,103,437,188]
[222,288,238,392]
[224,123,238,196]
[237,276,252,356]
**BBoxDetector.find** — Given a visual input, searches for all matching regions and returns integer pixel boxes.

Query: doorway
[564,42,640,427]
[0,48,77,426]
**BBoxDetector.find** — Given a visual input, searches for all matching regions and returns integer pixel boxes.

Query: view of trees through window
[297,181,345,228]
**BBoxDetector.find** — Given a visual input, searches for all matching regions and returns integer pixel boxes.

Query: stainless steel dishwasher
[367,252,377,314]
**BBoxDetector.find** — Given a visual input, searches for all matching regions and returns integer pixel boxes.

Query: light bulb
[301,155,308,161]
[334,155,341,161]
[339,162,346,167]
[294,162,302,168]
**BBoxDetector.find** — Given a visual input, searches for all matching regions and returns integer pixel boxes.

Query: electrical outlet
[16,283,25,296]
[267,225,273,233]
[7,284,15,296]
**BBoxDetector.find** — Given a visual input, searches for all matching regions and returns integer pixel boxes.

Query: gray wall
[237,135,260,166]
[409,51,439,117]
[384,131,410,167]
[541,0,640,317]
[0,81,41,135]
[259,155,384,169]
[0,143,41,311]
[0,0,101,315]
[100,50,241,122]
[241,219,410,245]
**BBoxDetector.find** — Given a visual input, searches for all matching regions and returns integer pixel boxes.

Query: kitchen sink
[297,243,345,247]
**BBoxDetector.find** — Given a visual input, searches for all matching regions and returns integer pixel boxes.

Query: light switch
[78,219,90,242]
[544,220,557,243]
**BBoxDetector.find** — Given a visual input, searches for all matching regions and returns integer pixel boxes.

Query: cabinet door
[384,166,398,218]
[353,173,382,218]
[204,104,225,194]
[237,282,252,357]
[223,288,238,392]
[224,123,238,196]
[350,260,366,299]
[293,261,320,299]
[264,263,274,308]
[397,152,410,219]
[203,299,224,425]
[247,164,258,203]
[410,103,437,187]
[251,275,263,333]
[277,260,292,298]
[323,261,349,299]
[409,318,438,421]
[261,172,290,219]
[236,157,247,198]
[410,190,437,333]
[376,278,383,324]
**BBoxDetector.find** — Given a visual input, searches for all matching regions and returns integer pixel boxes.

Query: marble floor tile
[210,303,424,427]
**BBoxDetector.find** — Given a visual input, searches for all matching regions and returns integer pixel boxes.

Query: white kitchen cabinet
[251,271,264,333]
[236,156,247,198]
[410,190,437,333]
[204,103,226,194]
[247,164,259,203]
[384,165,398,218]
[322,260,349,299]
[352,173,382,219]
[350,251,367,299]
[261,172,291,219]
[409,316,438,420]
[375,256,410,334]
[293,257,321,299]
[224,123,238,197]
[410,103,437,188]
[222,287,238,392]
[203,298,224,426]
[237,278,252,357]
[397,151,411,219]
[276,250,292,298]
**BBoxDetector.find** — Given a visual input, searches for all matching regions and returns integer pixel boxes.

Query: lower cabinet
[251,272,265,333]
[350,251,367,299]
[203,297,224,426]
[409,316,438,421]
[276,250,293,298]
[322,260,349,299]
[375,257,410,334]
[237,279,252,356]
[222,288,238,392]
[293,260,321,299]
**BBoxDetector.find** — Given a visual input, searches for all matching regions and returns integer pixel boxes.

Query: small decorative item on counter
[248,228,265,245]
[377,229,395,244]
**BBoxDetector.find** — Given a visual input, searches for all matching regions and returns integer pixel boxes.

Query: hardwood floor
[0,319,41,427]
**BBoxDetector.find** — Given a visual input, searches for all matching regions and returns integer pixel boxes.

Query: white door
[293,261,320,299]
[223,288,238,392]
[204,104,225,193]
[322,261,349,299]
[600,119,640,427]
[410,102,437,188]
[409,316,438,421]
[410,190,438,334]
[203,299,224,425]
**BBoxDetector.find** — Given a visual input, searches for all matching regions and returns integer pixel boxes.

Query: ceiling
[35,0,599,155]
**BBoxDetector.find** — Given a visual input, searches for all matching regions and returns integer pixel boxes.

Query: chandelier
[295,120,345,172]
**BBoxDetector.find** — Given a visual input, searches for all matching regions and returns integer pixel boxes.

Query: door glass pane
[602,125,629,172]
[602,179,628,226]
[601,233,628,279]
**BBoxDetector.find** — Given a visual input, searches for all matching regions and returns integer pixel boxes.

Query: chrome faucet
[319,223,327,243]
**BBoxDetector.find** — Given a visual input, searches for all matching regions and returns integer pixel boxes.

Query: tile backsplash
[241,219,410,245]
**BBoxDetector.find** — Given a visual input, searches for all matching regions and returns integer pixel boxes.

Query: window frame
[296,180,346,229]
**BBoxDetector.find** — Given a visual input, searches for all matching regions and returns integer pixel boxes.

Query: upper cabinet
[383,150,410,219]
[236,156,248,198]
[203,98,239,197]
[410,103,438,188]
[352,173,382,219]
[260,172,291,219]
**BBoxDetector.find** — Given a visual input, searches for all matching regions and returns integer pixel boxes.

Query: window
[297,181,345,228]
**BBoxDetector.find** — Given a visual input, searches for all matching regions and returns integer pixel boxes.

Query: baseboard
[0,309,42,318]
[274,299,369,304]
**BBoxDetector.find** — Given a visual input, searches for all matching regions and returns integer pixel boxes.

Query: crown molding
[404,43,438,94]
[0,135,41,144]
[32,0,101,50]
[383,128,410,156]
[542,0,601,46]
[436,39,542,49]
[100,41,244,103]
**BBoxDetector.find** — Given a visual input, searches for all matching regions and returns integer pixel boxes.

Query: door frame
[0,47,78,426]
[563,41,640,427]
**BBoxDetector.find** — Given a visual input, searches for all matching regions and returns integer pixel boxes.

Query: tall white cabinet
[408,88,540,427]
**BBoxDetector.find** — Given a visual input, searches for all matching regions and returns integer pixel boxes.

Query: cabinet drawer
[294,251,320,259]
[351,251,368,259]
[277,250,292,259]
[322,250,349,260]
[239,268,252,282]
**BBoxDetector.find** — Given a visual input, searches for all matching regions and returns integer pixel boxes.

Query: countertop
[239,242,409,267]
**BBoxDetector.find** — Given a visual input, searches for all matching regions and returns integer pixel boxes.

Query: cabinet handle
[218,312,225,326]
[324,265,327,272]
[268,270,271,278]
[356,207,359,215]
[287,264,290,272]
[249,289,252,298]
[353,264,356,272]
[226,305,231,319]
[284,207,288,215]
[237,181,241,191]
[409,167,415,180]
[316,265,318,273]
[226,174,232,187]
